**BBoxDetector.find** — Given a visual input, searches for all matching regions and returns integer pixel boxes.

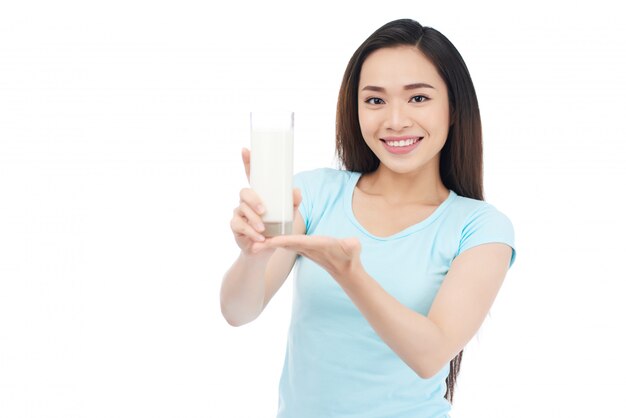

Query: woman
[221,18,516,418]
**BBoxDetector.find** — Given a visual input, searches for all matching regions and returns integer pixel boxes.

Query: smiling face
[357,46,450,177]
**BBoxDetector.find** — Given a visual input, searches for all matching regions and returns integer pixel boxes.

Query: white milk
[250,128,294,236]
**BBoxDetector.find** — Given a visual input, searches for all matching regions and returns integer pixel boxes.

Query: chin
[379,160,424,174]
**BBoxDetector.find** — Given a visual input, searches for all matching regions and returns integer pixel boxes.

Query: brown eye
[366,97,384,105]
[411,95,428,103]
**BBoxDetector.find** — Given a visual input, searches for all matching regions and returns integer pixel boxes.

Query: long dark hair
[335,18,484,404]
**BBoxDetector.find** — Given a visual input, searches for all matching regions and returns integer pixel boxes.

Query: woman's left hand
[264,235,363,281]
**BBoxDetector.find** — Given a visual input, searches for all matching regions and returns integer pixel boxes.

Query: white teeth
[386,138,419,147]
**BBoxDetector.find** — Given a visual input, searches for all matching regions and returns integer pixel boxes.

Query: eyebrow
[361,83,435,92]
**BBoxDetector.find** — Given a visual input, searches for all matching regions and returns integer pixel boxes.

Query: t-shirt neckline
[343,171,457,241]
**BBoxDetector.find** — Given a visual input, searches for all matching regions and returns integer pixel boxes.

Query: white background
[1,1,625,417]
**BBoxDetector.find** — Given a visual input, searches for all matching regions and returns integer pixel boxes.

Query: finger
[263,235,296,250]
[250,241,273,254]
[265,238,307,257]
[241,147,251,184]
[230,212,266,242]
[265,234,313,250]
[239,188,266,215]
[236,201,265,233]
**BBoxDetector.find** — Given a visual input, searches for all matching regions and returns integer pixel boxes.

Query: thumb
[241,147,251,184]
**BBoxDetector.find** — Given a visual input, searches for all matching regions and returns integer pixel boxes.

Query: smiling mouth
[380,137,423,147]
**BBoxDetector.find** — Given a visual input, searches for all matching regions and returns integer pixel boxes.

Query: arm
[221,147,305,326]
[338,242,513,379]
[221,209,306,327]
[220,251,273,327]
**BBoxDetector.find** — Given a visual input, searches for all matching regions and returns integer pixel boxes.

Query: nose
[384,103,412,131]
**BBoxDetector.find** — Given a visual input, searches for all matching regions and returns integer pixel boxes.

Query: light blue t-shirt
[277,168,516,418]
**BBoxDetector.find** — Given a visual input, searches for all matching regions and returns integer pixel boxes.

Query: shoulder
[448,194,516,267]
[294,167,352,185]
[293,168,356,231]
[442,193,507,223]
[294,167,354,197]
[452,195,513,229]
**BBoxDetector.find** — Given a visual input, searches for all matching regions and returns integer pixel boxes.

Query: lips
[381,136,423,143]
[380,136,423,154]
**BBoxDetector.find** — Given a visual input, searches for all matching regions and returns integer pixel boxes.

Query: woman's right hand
[230,147,301,256]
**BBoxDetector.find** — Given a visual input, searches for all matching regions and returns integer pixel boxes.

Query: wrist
[334,259,365,289]
[239,248,273,265]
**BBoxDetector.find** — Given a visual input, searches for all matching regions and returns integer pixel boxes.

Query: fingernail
[257,204,265,214]
[256,234,265,242]
[256,223,265,231]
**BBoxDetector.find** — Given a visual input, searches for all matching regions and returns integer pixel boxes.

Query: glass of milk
[249,111,294,237]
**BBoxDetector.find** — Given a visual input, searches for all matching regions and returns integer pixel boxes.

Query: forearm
[337,265,446,379]
[220,251,272,327]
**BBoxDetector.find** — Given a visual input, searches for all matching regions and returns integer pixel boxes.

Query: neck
[360,164,449,206]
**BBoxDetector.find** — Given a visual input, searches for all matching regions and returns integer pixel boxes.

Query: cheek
[423,104,450,134]
[359,109,381,140]
[357,106,365,133]
[358,109,376,138]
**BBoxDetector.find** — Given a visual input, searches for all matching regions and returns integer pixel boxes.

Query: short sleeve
[293,171,311,233]
[456,204,517,268]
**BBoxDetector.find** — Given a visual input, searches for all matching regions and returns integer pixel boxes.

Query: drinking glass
[249,111,294,236]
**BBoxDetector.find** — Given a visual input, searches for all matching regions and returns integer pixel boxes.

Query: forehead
[359,46,444,89]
